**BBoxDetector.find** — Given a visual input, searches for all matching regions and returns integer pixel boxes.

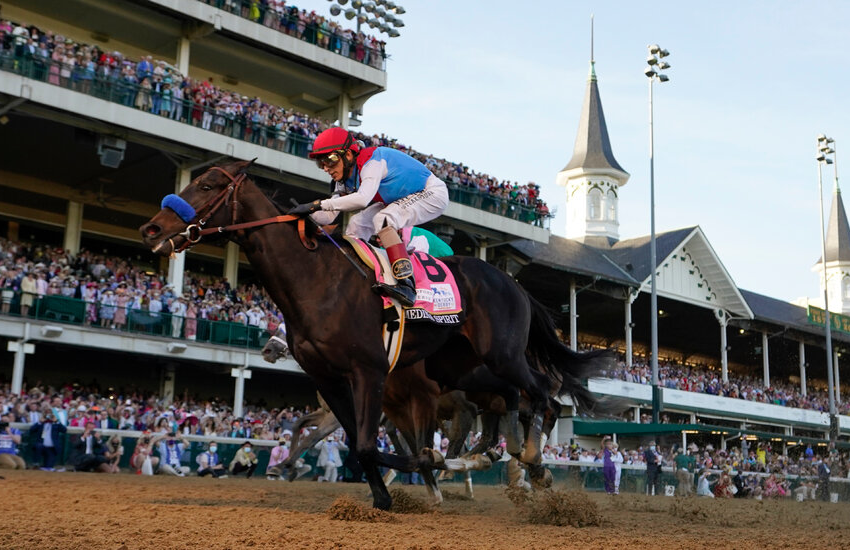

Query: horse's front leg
[349,364,394,510]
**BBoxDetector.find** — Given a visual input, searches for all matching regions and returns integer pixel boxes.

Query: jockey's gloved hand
[289,200,322,216]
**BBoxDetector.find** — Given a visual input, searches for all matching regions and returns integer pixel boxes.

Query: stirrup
[372,278,416,307]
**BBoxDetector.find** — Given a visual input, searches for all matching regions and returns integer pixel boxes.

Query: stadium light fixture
[816,134,840,440]
[645,43,671,425]
[330,0,405,37]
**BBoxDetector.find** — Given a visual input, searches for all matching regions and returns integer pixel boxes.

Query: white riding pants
[344,175,449,240]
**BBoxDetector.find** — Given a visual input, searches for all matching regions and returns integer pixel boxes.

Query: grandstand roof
[510,235,638,286]
[561,62,628,176]
[511,226,753,317]
[822,186,850,263]
[739,288,850,343]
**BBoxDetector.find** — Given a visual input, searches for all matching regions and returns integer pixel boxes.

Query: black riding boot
[375,273,416,307]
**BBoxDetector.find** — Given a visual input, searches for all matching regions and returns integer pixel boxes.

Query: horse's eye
[200,185,212,191]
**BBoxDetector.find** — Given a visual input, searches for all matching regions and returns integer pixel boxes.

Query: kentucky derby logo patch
[431,284,457,312]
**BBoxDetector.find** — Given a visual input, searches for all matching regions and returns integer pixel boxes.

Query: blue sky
[310,0,850,303]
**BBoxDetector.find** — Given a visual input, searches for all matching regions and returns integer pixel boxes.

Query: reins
[171,166,318,253]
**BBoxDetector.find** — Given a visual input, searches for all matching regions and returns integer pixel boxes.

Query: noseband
[161,166,317,254]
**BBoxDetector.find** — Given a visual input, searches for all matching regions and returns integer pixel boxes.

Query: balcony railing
[1,291,267,350]
[198,0,387,71]
[0,51,550,227]
[448,185,552,229]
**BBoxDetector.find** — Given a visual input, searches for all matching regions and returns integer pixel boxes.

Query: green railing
[1,291,267,350]
[448,184,552,229]
[0,51,549,226]
[0,52,312,156]
[198,0,387,71]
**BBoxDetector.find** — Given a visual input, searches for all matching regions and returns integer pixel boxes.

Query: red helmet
[309,127,361,158]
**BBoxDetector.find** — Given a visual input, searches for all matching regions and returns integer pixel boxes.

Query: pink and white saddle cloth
[344,237,464,326]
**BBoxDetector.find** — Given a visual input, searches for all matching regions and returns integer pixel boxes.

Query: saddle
[344,237,465,371]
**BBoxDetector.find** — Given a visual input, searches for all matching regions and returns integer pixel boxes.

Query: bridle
[160,166,318,255]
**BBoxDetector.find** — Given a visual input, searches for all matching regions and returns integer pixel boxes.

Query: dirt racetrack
[1,470,847,549]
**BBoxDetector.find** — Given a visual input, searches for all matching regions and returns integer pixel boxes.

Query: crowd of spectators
[0,236,284,339]
[604,358,850,416]
[0,18,553,224]
[545,438,849,500]
[0,381,312,441]
[198,0,387,70]
[2,377,849,500]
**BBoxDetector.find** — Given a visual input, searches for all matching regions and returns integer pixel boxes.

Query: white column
[231,367,252,418]
[63,201,83,255]
[337,93,351,128]
[10,325,32,395]
[799,341,807,397]
[762,332,770,388]
[834,350,841,405]
[633,406,640,423]
[167,168,192,296]
[624,297,633,367]
[569,279,577,351]
[719,315,729,383]
[160,365,176,405]
[176,36,190,76]
[10,341,33,395]
[681,431,686,451]
[224,241,240,287]
[477,241,487,262]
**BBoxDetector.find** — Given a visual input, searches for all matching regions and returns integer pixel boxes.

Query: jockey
[291,127,449,307]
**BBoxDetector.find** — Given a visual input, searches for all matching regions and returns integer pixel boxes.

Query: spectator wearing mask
[644,441,662,496]
[611,442,624,495]
[103,434,124,473]
[130,432,162,475]
[157,433,190,476]
[0,414,25,470]
[68,421,109,472]
[602,436,616,495]
[29,411,66,471]
[817,457,832,501]
[229,440,258,478]
[197,442,227,478]
[266,435,290,480]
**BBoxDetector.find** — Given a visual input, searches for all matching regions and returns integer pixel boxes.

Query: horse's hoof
[373,496,392,511]
[528,465,553,490]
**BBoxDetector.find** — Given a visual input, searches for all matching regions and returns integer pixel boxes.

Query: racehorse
[140,160,612,509]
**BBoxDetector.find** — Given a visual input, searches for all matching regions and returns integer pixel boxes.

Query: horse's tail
[525,293,614,414]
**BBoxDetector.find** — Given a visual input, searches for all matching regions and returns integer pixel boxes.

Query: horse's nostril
[143,224,161,237]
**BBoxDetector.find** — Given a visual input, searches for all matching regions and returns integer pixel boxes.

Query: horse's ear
[237,158,258,175]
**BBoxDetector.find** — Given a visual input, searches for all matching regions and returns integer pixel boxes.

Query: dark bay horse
[140,160,611,509]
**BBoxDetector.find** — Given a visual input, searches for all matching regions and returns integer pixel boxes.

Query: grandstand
[0,0,847,474]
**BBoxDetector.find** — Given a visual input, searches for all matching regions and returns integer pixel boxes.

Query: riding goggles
[315,151,343,169]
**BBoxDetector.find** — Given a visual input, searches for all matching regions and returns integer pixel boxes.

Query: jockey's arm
[319,159,385,212]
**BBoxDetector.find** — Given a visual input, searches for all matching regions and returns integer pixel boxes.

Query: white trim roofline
[639,226,754,319]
